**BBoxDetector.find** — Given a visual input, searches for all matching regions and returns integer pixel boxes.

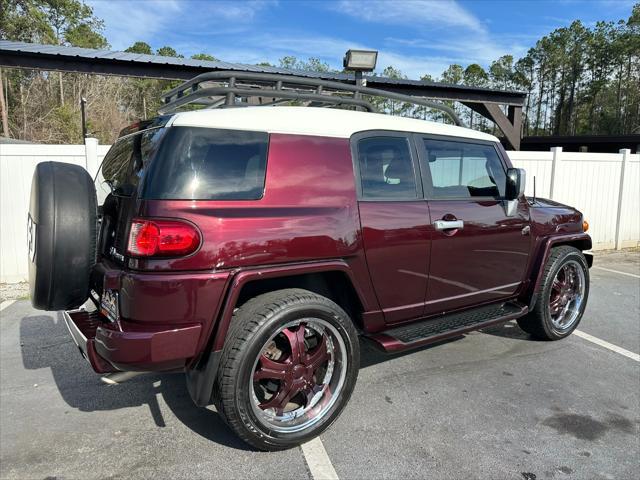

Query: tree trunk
[554,68,566,135]
[616,62,623,130]
[59,72,64,106]
[534,67,546,135]
[623,53,632,133]
[20,83,26,139]
[567,68,578,135]
[0,69,9,137]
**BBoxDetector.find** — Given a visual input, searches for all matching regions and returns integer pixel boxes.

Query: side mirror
[506,168,526,201]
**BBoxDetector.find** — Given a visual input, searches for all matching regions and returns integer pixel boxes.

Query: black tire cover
[28,162,97,310]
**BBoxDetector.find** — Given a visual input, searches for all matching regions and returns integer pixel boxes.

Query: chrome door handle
[434,220,464,231]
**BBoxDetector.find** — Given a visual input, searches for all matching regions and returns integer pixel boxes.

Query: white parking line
[301,437,339,480]
[592,266,640,279]
[0,300,16,312]
[574,330,640,362]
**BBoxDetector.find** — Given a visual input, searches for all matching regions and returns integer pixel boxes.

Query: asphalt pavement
[1,250,638,480]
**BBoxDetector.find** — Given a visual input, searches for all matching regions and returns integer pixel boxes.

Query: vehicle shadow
[19,312,251,451]
[479,320,540,341]
[358,319,540,368]
[358,335,464,368]
[20,311,519,450]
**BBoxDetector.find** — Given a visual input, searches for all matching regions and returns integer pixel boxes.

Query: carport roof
[0,40,526,106]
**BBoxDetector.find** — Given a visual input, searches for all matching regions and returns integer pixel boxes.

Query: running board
[367,301,528,353]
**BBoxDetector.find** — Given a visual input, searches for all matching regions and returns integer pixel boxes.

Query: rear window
[96,127,164,201]
[142,127,268,200]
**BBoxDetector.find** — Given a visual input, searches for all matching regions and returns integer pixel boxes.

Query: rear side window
[357,136,418,199]
[97,127,164,200]
[422,139,506,199]
[142,127,268,200]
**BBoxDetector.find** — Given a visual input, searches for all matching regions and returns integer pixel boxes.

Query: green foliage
[1,0,107,47]
[463,64,488,86]
[277,56,334,73]
[381,65,406,79]
[191,53,218,61]
[0,0,55,43]
[441,64,464,84]
[156,46,183,58]
[0,1,638,142]
[50,103,81,142]
[125,42,153,55]
[516,11,639,135]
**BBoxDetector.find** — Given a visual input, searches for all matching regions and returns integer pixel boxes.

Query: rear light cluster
[127,218,201,257]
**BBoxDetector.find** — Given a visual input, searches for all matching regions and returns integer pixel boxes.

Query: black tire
[213,288,359,451]
[28,162,97,310]
[517,246,589,340]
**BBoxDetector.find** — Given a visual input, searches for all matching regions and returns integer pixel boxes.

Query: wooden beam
[463,101,522,150]
[508,105,522,142]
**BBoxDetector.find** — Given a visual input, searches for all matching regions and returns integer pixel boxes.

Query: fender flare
[522,232,592,310]
[186,259,369,406]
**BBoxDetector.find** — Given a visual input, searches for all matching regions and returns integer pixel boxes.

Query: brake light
[127,219,201,257]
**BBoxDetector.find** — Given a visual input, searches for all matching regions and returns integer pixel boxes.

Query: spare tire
[28,162,97,310]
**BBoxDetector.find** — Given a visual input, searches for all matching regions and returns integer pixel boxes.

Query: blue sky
[86,0,636,79]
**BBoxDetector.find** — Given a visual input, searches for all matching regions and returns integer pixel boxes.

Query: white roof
[169,106,499,142]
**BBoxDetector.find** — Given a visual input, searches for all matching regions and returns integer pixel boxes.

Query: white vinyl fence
[0,140,638,283]
[508,148,639,251]
[0,139,109,283]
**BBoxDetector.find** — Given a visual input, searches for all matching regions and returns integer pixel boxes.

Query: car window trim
[350,130,424,202]
[139,126,270,201]
[413,133,508,202]
[95,126,167,200]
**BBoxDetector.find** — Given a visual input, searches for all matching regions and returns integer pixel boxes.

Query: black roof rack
[159,71,463,126]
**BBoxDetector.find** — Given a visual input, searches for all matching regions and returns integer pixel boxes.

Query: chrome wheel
[549,260,586,331]
[249,318,347,433]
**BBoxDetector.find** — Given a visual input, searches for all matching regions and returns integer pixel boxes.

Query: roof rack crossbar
[160,71,462,126]
[159,86,378,114]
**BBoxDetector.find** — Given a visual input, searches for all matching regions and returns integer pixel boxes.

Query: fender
[521,232,592,310]
[212,259,372,351]
[186,259,374,406]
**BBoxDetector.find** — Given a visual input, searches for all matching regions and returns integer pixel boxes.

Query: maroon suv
[28,104,591,451]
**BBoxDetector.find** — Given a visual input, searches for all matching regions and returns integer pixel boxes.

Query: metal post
[225,77,236,106]
[80,96,87,138]
[84,136,99,177]
[614,149,630,250]
[354,71,363,104]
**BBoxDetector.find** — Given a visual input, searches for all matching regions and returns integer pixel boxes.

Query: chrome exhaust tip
[100,371,144,385]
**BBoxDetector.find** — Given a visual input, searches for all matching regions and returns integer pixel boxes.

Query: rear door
[416,136,531,315]
[353,131,431,324]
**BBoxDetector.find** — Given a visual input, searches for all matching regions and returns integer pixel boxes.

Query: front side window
[423,139,506,199]
[142,127,268,200]
[357,136,417,199]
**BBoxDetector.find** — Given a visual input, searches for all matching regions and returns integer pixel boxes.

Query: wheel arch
[186,260,367,407]
[521,233,592,311]
[215,261,367,350]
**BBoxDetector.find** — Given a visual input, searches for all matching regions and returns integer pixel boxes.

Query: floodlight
[343,49,378,72]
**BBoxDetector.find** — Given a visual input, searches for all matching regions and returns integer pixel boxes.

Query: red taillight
[127,219,201,257]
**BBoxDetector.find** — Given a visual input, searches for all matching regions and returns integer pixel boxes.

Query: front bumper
[64,307,202,373]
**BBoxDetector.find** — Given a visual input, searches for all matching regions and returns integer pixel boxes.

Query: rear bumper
[64,308,202,373]
[63,309,116,373]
